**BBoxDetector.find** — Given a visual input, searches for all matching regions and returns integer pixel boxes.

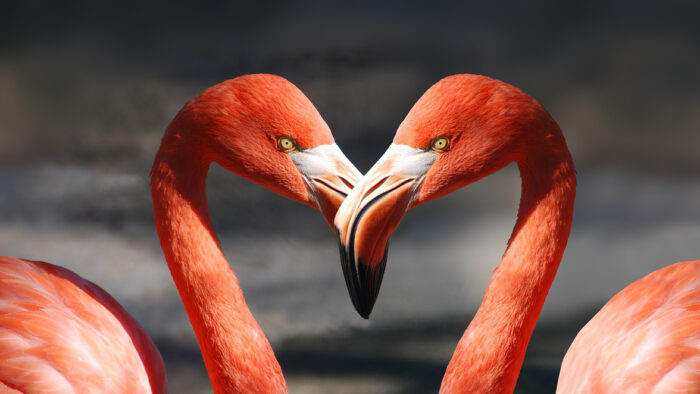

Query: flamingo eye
[430,137,450,152]
[278,137,298,152]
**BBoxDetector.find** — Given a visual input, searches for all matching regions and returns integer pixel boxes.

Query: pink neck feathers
[441,131,576,393]
[151,133,287,393]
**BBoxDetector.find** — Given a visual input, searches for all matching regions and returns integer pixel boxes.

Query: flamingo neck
[441,134,576,393]
[151,136,287,393]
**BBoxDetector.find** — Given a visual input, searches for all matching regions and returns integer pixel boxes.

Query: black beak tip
[336,230,389,319]
[357,305,372,319]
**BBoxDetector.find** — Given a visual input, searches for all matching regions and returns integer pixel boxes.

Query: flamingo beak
[291,143,362,228]
[334,144,438,318]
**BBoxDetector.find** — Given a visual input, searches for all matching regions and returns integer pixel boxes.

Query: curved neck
[441,135,576,393]
[151,134,287,393]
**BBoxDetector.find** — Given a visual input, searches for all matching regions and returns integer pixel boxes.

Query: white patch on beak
[367,143,438,178]
[290,143,361,181]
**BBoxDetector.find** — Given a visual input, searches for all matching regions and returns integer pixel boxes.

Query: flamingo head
[168,74,361,227]
[334,74,558,318]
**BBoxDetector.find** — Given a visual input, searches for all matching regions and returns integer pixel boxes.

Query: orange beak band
[334,144,437,318]
[290,143,362,228]
[309,171,358,227]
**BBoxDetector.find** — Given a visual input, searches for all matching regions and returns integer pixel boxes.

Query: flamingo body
[0,256,166,393]
[558,260,700,393]
[334,74,700,392]
[1,74,359,393]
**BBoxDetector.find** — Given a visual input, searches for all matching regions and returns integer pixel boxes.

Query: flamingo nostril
[337,175,355,190]
[362,175,390,199]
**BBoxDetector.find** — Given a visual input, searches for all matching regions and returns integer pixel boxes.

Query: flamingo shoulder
[558,260,700,393]
[0,256,167,393]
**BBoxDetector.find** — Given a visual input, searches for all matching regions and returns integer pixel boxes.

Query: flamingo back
[558,260,700,393]
[0,256,167,393]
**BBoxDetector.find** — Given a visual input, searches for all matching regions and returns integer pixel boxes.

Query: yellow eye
[431,137,449,152]
[278,137,297,152]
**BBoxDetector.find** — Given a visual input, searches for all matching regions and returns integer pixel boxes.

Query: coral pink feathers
[1,74,359,393]
[0,256,166,393]
[559,260,700,393]
[1,71,696,393]
[333,74,700,393]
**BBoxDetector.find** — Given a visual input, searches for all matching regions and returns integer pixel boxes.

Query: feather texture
[0,256,166,393]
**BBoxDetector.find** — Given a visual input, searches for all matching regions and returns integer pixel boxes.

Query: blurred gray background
[1,1,699,392]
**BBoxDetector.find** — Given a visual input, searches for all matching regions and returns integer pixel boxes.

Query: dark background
[1,1,699,392]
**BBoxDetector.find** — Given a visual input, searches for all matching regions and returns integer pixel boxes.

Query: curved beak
[334,144,438,318]
[291,143,362,228]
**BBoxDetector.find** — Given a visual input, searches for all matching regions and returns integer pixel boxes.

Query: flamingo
[333,74,700,393]
[1,74,361,393]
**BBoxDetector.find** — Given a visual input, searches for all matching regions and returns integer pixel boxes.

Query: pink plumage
[0,256,166,393]
[0,74,360,393]
[333,74,700,392]
[558,260,700,393]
